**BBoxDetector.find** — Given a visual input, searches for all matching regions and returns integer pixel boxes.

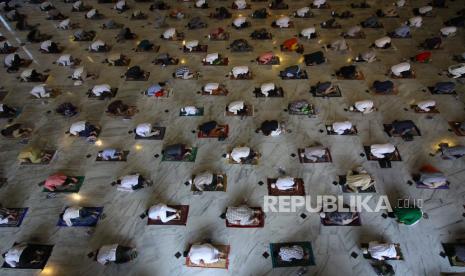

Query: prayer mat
[321,213,361,226]
[147,205,189,226]
[225,207,264,228]
[413,168,450,189]
[161,147,198,162]
[134,127,165,140]
[57,207,103,227]
[411,105,439,114]
[87,88,118,99]
[42,176,85,193]
[280,71,308,80]
[197,125,229,139]
[326,125,358,135]
[180,107,204,116]
[339,175,377,193]
[183,45,208,53]
[337,71,365,80]
[225,105,254,117]
[2,244,54,269]
[20,150,56,165]
[442,243,465,267]
[311,85,342,97]
[361,243,403,260]
[227,151,260,165]
[95,150,129,161]
[270,242,315,268]
[428,86,457,95]
[267,178,305,196]
[364,146,402,161]
[202,58,229,66]
[289,105,316,116]
[185,244,230,269]
[191,174,227,192]
[254,87,284,97]
[125,72,150,81]
[0,208,28,227]
[297,148,332,163]
[449,122,465,136]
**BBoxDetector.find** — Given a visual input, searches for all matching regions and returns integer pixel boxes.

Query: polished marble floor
[0,0,464,275]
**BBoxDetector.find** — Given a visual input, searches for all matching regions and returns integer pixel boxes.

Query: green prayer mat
[42,176,85,193]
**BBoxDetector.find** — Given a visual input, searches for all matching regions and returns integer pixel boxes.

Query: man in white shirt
[72,67,87,81]
[188,243,223,265]
[203,83,219,94]
[56,54,76,66]
[162,28,176,39]
[416,100,436,112]
[148,203,180,223]
[62,206,81,226]
[113,174,146,192]
[4,243,27,267]
[272,177,295,190]
[69,121,86,136]
[301,146,327,162]
[279,245,304,262]
[260,83,275,97]
[96,244,118,265]
[351,100,375,114]
[364,242,400,260]
[193,172,215,191]
[332,121,353,135]
[373,36,391,49]
[296,7,311,18]
[275,16,290,28]
[85,9,98,19]
[62,206,100,226]
[225,205,260,225]
[114,0,127,12]
[417,6,433,16]
[89,40,107,52]
[345,26,362,38]
[300,27,316,39]
[229,146,255,163]
[408,16,423,27]
[356,50,376,63]
[181,106,200,115]
[4,243,48,268]
[227,101,245,114]
[91,84,112,97]
[135,123,160,137]
[234,0,247,9]
[370,144,396,159]
[203,52,219,64]
[57,19,71,30]
[391,62,411,77]
[233,17,247,28]
[232,66,249,78]
[40,40,52,52]
[440,26,457,37]
[185,40,199,51]
[195,0,207,8]
[30,85,51,98]
[313,0,326,8]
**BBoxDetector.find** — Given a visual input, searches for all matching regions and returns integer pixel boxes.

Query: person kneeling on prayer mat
[0,103,17,118]
[41,173,79,192]
[148,203,180,223]
[301,146,326,162]
[389,120,416,137]
[418,167,447,188]
[372,36,391,49]
[105,53,129,66]
[227,101,247,116]
[279,245,304,262]
[376,6,398,17]
[256,120,285,136]
[116,27,136,42]
[181,106,200,116]
[69,121,99,142]
[440,26,457,37]
[392,206,422,225]
[407,16,423,28]
[346,166,374,192]
[226,205,260,225]
[336,65,359,79]
[272,176,296,190]
[56,54,78,67]
[421,36,442,50]
[320,211,358,225]
[1,124,32,139]
[363,242,401,260]
[89,40,109,52]
[174,67,197,79]
[233,16,248,29]
[163,144,193,160]
[373,80,394,94]
[3,243,49,268]
[90,84,112,98]
[40,40,60,53]
[355,50,376,63]
[281,65,304,79]
[106,100,137,117]
[73,29,94,41]
[227,146,257,163]
[332,121,353,135]
[327,39,349,52]
[412,51,431,63]
[193,171,223,191]
[61,206,100,226]
[90,244,137,265]
[188,243,225,265]
[392,25,410,38]
[231,66,249,79]
[436,143,465,159]
[203,83,226,95]
[0,207,19,225]
[112,174,149,192]
[125,66,146,80]
[370,144,396,159]
[198,121,227,138]
[135,123,160,138]
[350,100,375,114]
[18,146,52,164]
[273,16,291,28]
[416,100,436,112]
[98,148,123,161]
[313,81,336,95]
[30,84,52,99]
[432,81,455,94]
[259,82,281,97]
[391,62,412,77]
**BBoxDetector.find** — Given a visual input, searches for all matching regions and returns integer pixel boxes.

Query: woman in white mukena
[227,101,246,115]
[370,143,396,159]
[203,52,219,64]
[350,100,375,114]
[185,40,199,51]
[135,123,159,137]
[188,243,225,265]
[300,27,316,39]
[271,176,296,190]
[373,36,391,49]
[231,66,249,78]
[407,16,423,27]
[234,0,247,9]
[301,146,327,161]
[233,17,248,28]
[148,203,180,223]
[30,84,51,98]
[90,84,112,97]
[391,62,411,77]
[275,16,291,28]
[296,7,311,18]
